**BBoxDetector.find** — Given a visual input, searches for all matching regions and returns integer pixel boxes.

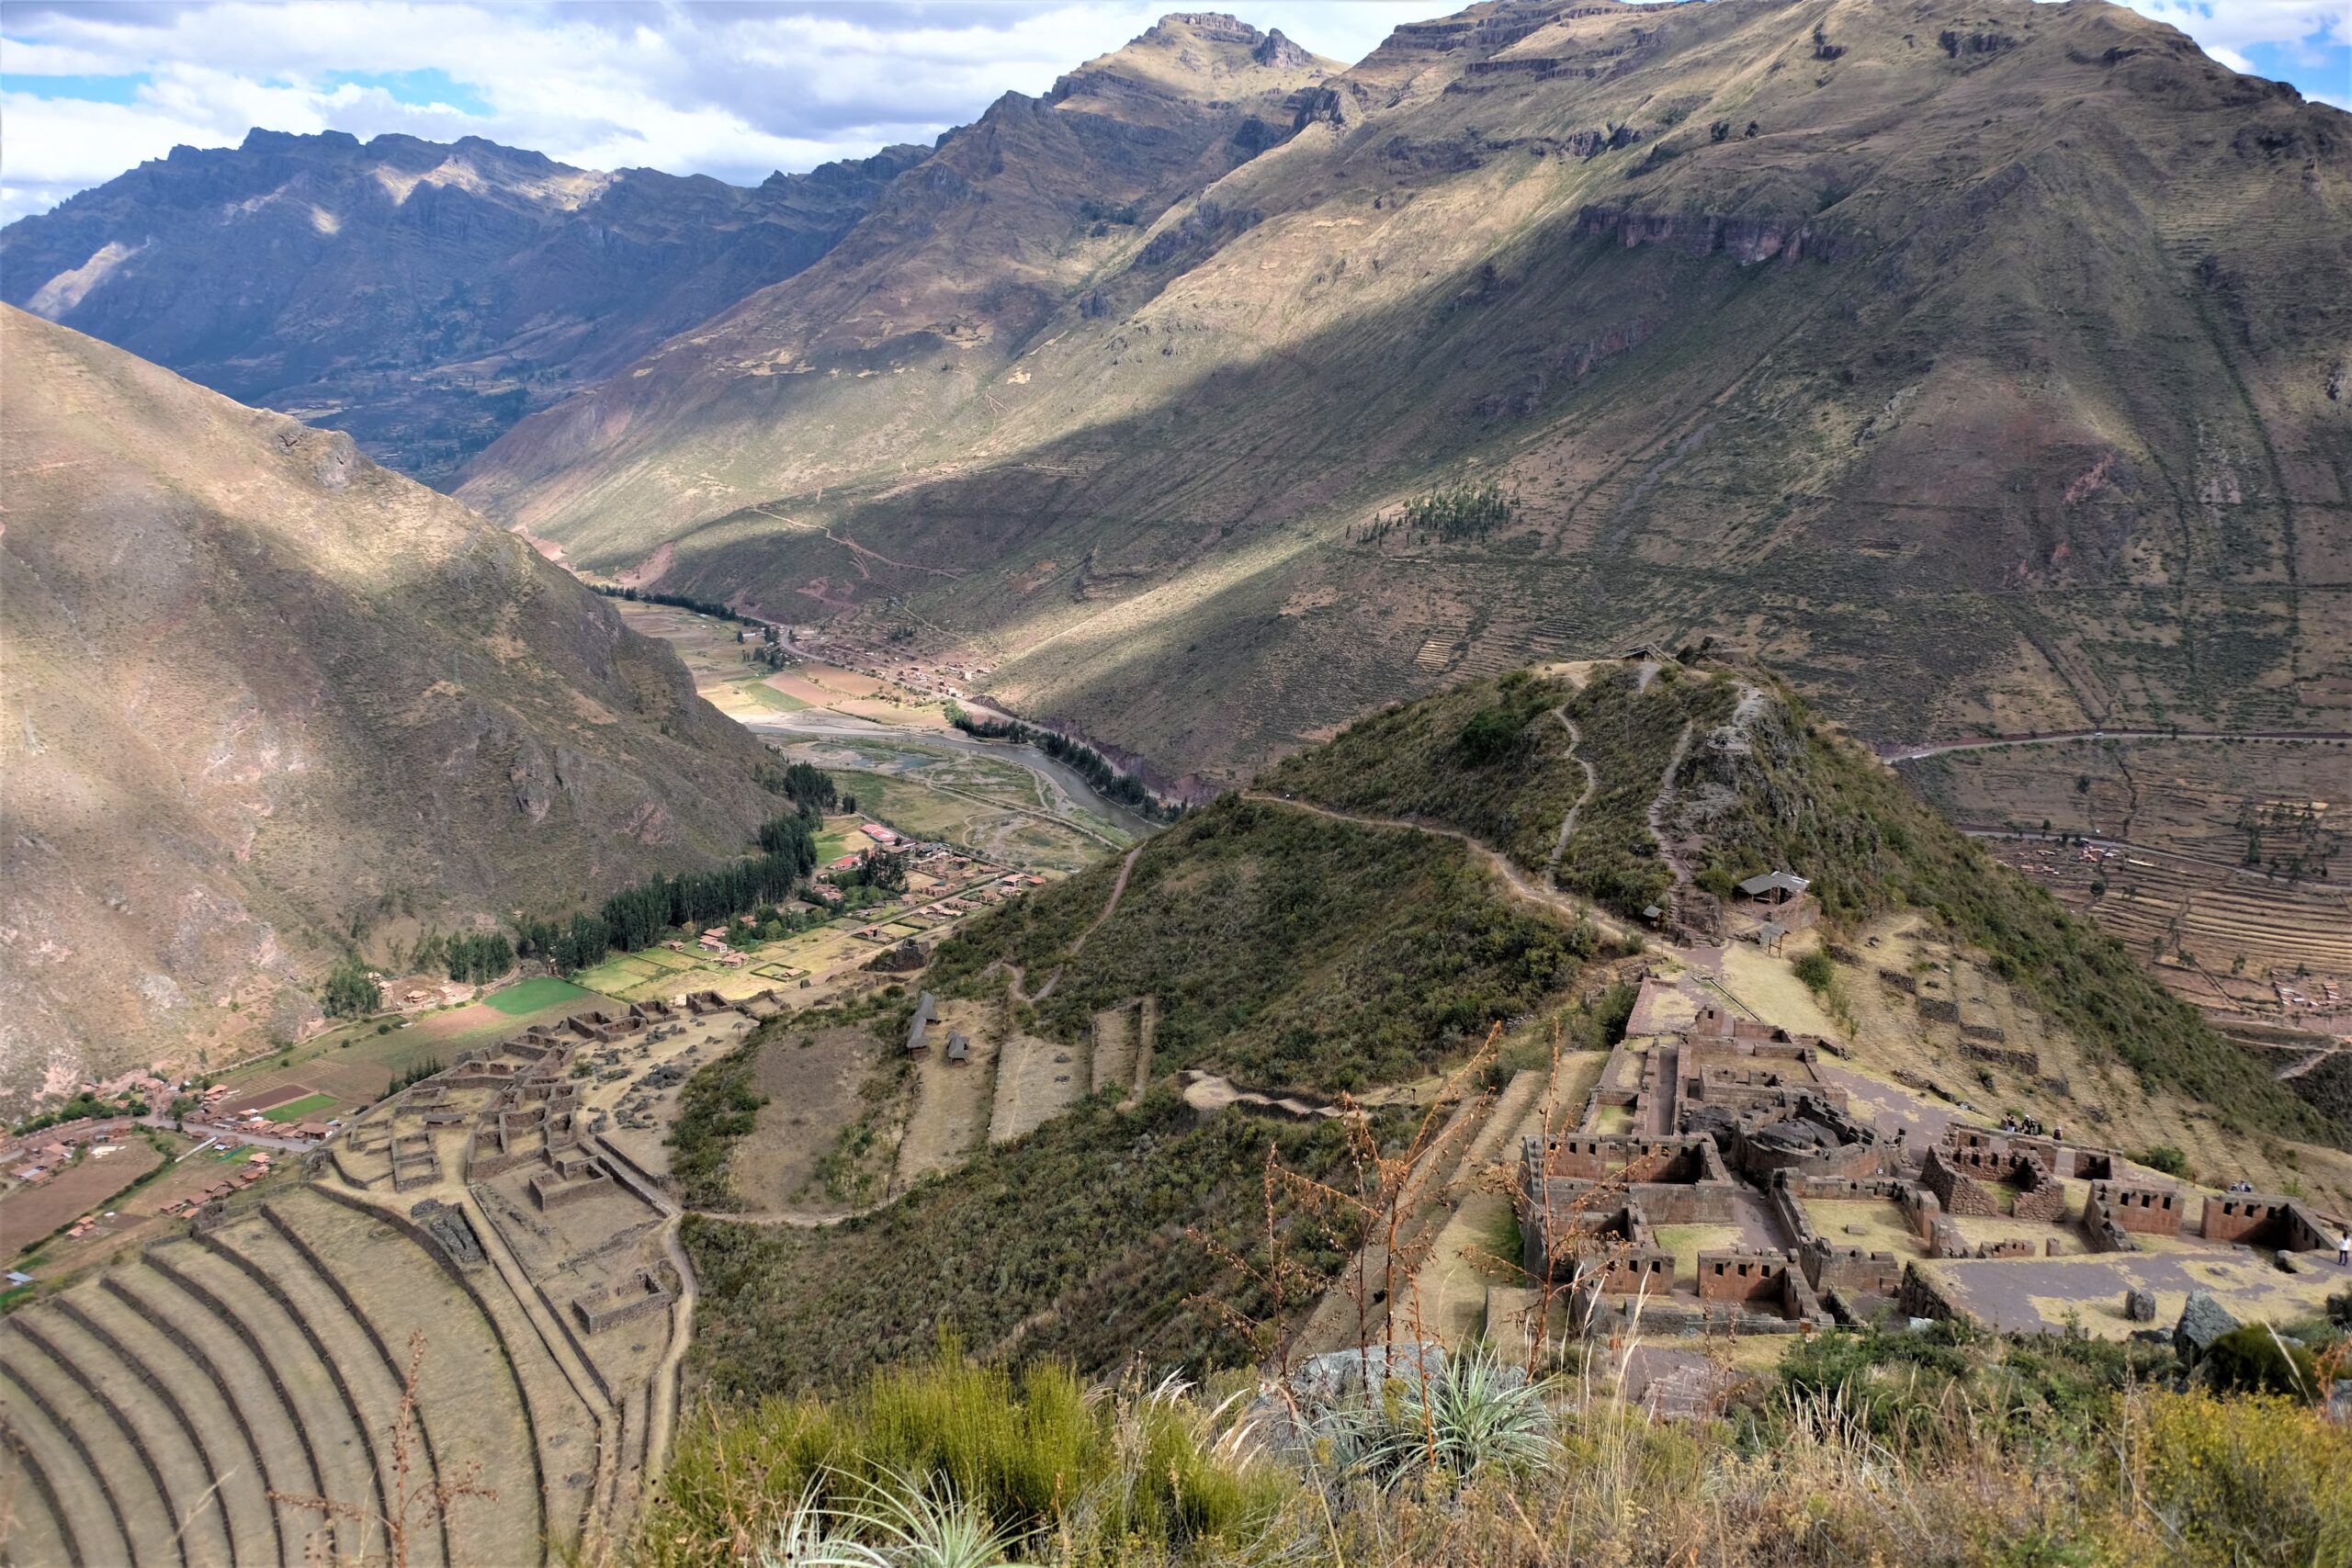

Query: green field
[572,956,661,995]
[262,1093,337,1122]
[637,948,703,971]
[729,680,808,713]
[484,976,594,1016]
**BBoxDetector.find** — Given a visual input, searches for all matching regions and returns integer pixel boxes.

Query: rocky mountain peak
[1252,27,1315,69]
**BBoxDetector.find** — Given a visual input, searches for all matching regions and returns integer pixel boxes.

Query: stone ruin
[571,1269,673,1335]
[527,1151,616,1212]
[1919,1142,2065,1223]
[408,1197,485,1264]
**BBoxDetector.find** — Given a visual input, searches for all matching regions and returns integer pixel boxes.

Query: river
[739,709,1163,840]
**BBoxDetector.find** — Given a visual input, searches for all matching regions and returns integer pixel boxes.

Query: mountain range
[0,306,777,1102]
[0,129,924,483]
[451,0,2347,785]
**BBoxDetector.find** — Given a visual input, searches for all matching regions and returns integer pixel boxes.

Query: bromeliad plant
[752,1472,1034,1568]
[1314,1348,1557,1494]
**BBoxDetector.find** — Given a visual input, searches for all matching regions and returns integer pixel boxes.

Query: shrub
[1318,1349,1555,1490]
[1792,951,1835,993]
[1457,705,1523,762]
[2199,1325,2321,1403]
[642,1348,1295,1568]
[2133,1388,2352,1564]
[671,1032,772,1209]
[2134,1145,2190,1179]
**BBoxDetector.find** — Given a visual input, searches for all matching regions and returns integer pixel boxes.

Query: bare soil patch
[988,1022,1088,1145]
[897,999,1001,1182]
[733,1024,892,1209]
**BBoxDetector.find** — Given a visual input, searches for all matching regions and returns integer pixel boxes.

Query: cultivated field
[1903,738,2352,1028]
[1,1139,163,1254]
[613,602,958,732]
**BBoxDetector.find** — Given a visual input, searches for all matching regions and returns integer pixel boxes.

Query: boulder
[1244,1341,1461,1450]
[1293,1341,1450,1405]
[2174,1290,2240,1363]
[2124,1288,2157,1324]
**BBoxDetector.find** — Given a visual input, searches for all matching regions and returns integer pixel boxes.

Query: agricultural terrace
[1904,735,2351,1036]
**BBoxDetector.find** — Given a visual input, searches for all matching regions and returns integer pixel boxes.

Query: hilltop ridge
[0,129,925,481]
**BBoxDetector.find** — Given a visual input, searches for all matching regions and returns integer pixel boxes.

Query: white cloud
[1,0,2342,224]
[0,1,1399,219]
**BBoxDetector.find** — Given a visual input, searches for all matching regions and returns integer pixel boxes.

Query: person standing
[2337,1229,2349,1269]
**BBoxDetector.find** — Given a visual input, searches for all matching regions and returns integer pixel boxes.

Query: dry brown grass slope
[458,0,2349,788]
[0,308,777,1107]
[454,11,1342,551]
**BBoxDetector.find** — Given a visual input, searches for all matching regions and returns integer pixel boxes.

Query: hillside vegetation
[1270,657,2337,1143]
[0,308,778,1104]
[684,1090,1369,1398]
[646,1309,2352,1568]
[929,795,1599,1091]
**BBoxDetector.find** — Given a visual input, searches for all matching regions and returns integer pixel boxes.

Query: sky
[1,0,2346,225]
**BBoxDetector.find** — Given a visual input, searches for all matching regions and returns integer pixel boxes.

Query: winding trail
[1643,721,1699,913]
[1001,961,1057,1004]
[991,840,1149,1005]
[645,1219,695,1483]
[1543,708,1600,891]
[1241,793,1634,943]
[1069,842,1145,956]
[820,525,966,579]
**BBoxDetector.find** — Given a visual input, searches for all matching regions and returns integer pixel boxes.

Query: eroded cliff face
[0,308,778,1105]
[0,130,924,483]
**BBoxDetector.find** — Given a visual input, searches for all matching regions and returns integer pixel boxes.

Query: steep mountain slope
[0,130,923,482]
[0,308,779,1103]
[455,11,1342,545]
[459,0,2350,786]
